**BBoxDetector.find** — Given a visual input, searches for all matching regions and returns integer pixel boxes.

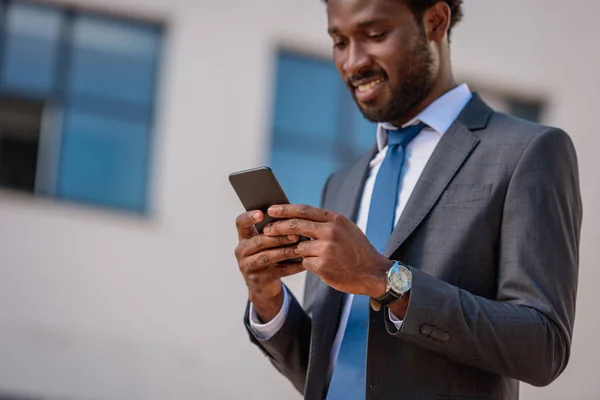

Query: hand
[263,205,393,298]
[234,210,305,322]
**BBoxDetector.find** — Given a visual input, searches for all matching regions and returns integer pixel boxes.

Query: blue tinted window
[269,52,380,208]
[270,148,335,207]
[273,53,340,143]
[2,3,62,95]
[57,109,150,212]
[352,107,378,153]
[69,15,161,106]
[0,1,162,214]
[270,52,342,207]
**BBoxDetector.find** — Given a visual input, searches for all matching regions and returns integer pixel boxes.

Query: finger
[236,211,262,239]
[246,245,300,272]
[294,239,321,258]
[242,234,301,257]
[270,262,306,279]
[268,204,334,223]
[263,218,324,238]
[301,256,319,273]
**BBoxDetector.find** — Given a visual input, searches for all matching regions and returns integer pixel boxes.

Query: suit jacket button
[420,324,432,336]
[441,333,450,342]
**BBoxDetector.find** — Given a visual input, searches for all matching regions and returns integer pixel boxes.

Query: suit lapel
[335,147,377,221]
[383,94,492,257]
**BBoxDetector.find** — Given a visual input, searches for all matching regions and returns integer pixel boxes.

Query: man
[234,0,582,399]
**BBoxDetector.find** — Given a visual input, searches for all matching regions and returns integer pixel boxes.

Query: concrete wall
[0,0,597,399]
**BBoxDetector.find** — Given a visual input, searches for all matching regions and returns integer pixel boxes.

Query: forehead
[326,0,412,30]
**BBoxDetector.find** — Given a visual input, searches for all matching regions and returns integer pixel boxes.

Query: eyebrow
[328,17,390,35]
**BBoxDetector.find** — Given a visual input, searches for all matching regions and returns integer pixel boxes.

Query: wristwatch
[370,261,412,311]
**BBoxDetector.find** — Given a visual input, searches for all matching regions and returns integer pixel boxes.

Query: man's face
[327,0,437,123]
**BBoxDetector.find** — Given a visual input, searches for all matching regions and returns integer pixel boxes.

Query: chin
[357,103,393,123]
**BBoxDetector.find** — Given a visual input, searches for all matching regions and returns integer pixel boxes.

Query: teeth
[357,78,384,92]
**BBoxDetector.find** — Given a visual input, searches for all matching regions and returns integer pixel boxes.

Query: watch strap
[375,290,401,306]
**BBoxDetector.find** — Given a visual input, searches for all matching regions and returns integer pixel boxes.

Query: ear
[423,2,451,42]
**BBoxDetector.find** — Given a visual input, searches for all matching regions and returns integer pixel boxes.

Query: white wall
[0,0,597,399]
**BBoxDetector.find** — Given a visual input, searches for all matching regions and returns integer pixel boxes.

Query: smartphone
[229,166,305,263]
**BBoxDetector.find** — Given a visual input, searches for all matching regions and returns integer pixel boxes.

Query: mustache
[348,69,387,87]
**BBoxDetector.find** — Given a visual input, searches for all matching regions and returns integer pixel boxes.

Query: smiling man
[234,1,582,399]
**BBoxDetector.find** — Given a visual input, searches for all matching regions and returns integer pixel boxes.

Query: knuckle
[301,259,310,270]
[301,241,312,252]
[287,218,301,230]
[239,259,249,273]
[325,224,337,240]
[324,242,336,258]
[247,273,261,287]
[311,260,323,273]
[311,221,321,233]
[296,241,306,253]
[282,246,293,258]
[305,221,314,232]
[298,205,310,215]
[275,235,285,245]
[316,258,326,270]
[259,253,270,266]
[235,214,244,228]
[254,235,264,249]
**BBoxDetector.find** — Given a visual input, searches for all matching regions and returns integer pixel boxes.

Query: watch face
[388,264,412,293]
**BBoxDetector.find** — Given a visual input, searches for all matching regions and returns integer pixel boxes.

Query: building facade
[0,0,597,399]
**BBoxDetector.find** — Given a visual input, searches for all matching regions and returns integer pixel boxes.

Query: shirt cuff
[388,308,404,331]
[248,287,290,341]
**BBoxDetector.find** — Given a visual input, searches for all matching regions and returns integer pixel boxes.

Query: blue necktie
[326,123,425,400]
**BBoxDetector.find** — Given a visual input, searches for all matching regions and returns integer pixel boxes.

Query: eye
[366,31,387,40]
[333,39,348,50]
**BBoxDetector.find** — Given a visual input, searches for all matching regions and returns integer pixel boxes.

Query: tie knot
[387,122,426,147]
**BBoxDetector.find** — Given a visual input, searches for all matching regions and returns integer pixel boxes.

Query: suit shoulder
[482,111,573,146]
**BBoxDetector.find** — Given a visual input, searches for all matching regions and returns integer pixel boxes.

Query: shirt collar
[376,83,473,151]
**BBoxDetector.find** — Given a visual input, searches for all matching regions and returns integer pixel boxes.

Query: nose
[342,41,371,76]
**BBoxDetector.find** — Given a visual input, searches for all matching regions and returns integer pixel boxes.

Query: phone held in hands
[229,166,306,263]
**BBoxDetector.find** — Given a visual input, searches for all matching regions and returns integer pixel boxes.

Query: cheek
[379,55,405,82]
[333,52,347,78]
[426,43,440,73]
[371,46,409,78]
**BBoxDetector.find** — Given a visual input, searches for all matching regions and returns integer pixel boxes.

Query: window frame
[0,0,165,215]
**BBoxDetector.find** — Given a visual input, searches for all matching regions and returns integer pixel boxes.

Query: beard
[350,31,436,123]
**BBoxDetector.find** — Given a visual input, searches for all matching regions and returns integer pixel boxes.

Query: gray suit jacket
[244,94,582,400]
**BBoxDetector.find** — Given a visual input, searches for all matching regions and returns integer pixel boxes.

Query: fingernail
[288,235,298,241]
[268,206,279,215]
[293,247,300,254]
[253,212,261,221]
[263,225,270,233]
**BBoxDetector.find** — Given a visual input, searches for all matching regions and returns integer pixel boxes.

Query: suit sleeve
[243,173,335,394]
[385,127,582,387]
[243,286,311,393]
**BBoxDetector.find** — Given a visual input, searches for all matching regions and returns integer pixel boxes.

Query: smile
[353,77,386,102]
[356,78,385,93]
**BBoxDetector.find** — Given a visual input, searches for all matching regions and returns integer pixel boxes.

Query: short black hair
[324,0,464,38]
